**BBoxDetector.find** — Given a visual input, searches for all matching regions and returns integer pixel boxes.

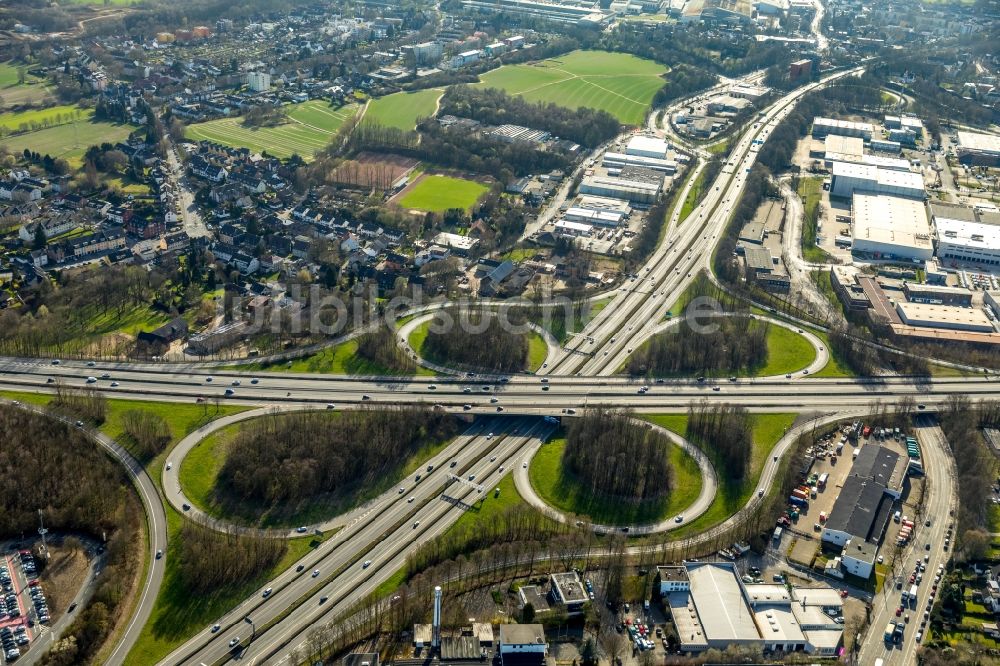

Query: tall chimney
[432,586,443,649]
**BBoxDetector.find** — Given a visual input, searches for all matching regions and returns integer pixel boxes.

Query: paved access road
[857,419,957,666]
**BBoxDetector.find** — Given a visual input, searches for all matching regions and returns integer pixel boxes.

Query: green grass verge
[810,330,854,378]
[797,176,834,264]
[528,436,702,525]
[643,412,798,537]
[238,338,435,377]
[759,325,817,376]
[678,167,710,223]
[527,333,549,372]
[707,139,729,155]
[364,89,442,131]
[397,174,489,213]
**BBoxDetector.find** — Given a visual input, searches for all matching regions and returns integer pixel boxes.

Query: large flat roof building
[831,161,925,199]
[461,0,611,24]
[811,117,874,141]
[625,135,669,160]
[822,474,892,548]
[579,174,661,204]
[851,193,933,261]
[895,302,996,333]
[957,130,1000,166]
[930,202,1000,268]
[664,562,843,656]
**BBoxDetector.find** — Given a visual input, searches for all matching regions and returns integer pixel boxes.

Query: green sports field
[364,89,443,131]
[397,174,488,212]
[0,119,134,166]
[477,50,667,125]
[185,100,358,160]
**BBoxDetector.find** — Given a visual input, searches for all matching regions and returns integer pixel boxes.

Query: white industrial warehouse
[830,161,925,199]
[930,203,1000,267]
[658,563,843,656]
[851,192,934,260]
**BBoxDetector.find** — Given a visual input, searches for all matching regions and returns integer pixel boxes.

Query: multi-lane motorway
[541,67,865,377]
[1,359,998,413]
[0,60,990,666]
[158,418,552,666]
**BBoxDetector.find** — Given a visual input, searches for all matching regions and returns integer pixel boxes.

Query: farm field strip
[185,100,357,160]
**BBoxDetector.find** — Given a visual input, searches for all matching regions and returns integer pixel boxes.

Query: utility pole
[37,509,49,560]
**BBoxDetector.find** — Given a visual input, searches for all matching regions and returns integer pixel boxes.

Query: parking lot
[0,550,47,664]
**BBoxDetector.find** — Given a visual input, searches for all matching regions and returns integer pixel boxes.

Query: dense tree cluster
[421,308,529,373]
[178,523,287,594]
[50,384,107,424]
[628,315,768,377]
[0,405,142,666]
[939,396,1000,543]
[120,409,172,460]
[217,408,458,507]
[356,326,416,374]
[440,86,620,148]
[342,120,569,182]
[562,410,673,503]
[651,65,720,109]
[686,403,753,481]
[242,103,288,128]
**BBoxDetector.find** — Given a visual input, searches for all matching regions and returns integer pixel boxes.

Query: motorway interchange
[1,66,997,666]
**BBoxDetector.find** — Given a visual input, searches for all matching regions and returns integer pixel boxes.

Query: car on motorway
[320,596,328,604]
[362,394,371,400]
[312,569,320,577]
[86,376,97,383]
[523,461,528,468]
[110,381,119,387]
[250,378,259,384]
[155,550,163,560]
[408,496,415,503]
[468,474,476,481]
[363,560,372,568]
[262,587,272,597]
[229,637,240,648]
[51,359,60,365]
[205,376,213,382]
[224,388,235,396]
[166,462,172,470]
[398,487,405,494]
[296,564,305,572]
[428,385,437,390]
[675,515,683,523]
[326,403,335,410]
[296,526,307,533]
[211,624,220,633]
[486,433,494,440]
[413,521,420,529]
[450,460,458,468]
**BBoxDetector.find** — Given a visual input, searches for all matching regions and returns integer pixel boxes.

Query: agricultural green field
[0,104,89,135]
[0,119,134,166]
[0,62,51,108]
[477,50,667,125]
[364,89,443,131]
[185,100,357,160]
[397,174,489,212]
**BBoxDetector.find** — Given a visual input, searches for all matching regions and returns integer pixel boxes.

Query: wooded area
[562,410,673,503]
[356,325,416,374]
[439,86,619,149]
[120,409,172,460]
[939,396,1000,560]
[422,308,529,373]
[0,405,142,666]
[178,523,287,594]
[217,407,458,507]
[628,315,768,376]
[686,403,753,482]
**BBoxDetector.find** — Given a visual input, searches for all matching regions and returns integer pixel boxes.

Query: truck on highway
[884,621,896,642]
[910,584,919,607]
